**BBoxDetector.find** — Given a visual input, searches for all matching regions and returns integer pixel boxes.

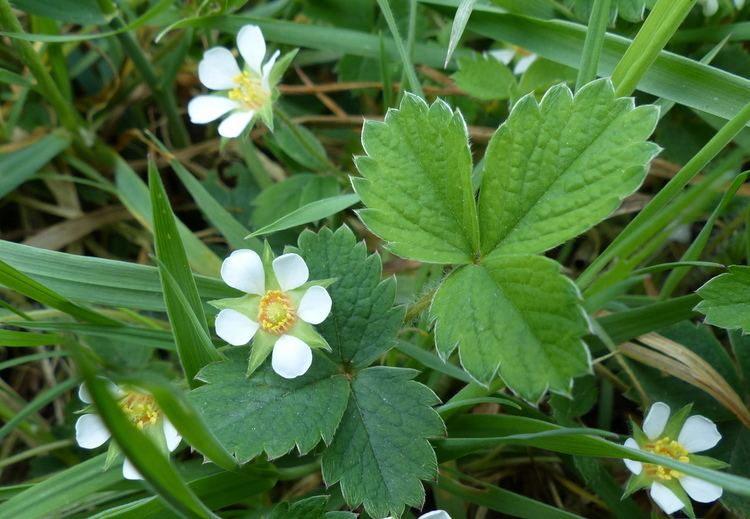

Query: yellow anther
[258,290,296,334]
[119,391,160,430]
[228,71,268,110]
[643,437,690,480]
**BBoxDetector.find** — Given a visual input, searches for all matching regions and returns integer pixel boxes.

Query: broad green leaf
[8,0,105,24]
[190,347,350,464]
[252,174,339,229]
[722,426,750,516]
[322,367,444,519]
[269,495,348,519]
[251,194,360,237]
[478,78,660,257]
[695,266,750,332]
[452,53,516,100]
[431,255,590,401]
[296,226,404,367]
[353,94,479,264]
[150,163,222,386]
[0,131,69,198]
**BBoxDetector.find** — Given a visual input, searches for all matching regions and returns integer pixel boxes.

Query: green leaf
[0,131,69,198]
[430,255,590,400]
[452,53,516,100]
[189,347,350,464]
[695,265,750,333]
[444,0,476,66]
[269,495,329,519]
[0,329,64,347]
[297,226,404,367]
[9,0,105,24]
[250,194,360,237]
[252,174,339,229]
[150,162,222,387]
[353,94,479,264]
[322,367,444,519]
[478,78,660,257]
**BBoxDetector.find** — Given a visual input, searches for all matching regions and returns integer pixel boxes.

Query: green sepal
[622,472,650,499]
[661,403,693,440]
[661,479,695,519]
[261,241,279,291]
[247,331,276,377]
[629,419,648,445]
[269,49,299,87]
[689,453,730,470]
[209,294,260,315]
[103,442,120,471]
[290,320,331,352]
[259,103,274,132]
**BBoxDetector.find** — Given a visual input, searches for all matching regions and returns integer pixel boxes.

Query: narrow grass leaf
[0,130,69,198]
[249,194,360,237]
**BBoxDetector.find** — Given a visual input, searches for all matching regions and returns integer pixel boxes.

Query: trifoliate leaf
[189,347,350,463]
[478,78,660,257]
[695,266,750,333]
[353,94,480,264]
[297,226,404,367]
[430,255,590,401]
[452,53,516,101]
[322,367,445,519]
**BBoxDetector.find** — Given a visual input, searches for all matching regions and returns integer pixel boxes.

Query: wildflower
[489,46,537,75]
[385,512,450,519]
[212,247,332,379]
[188,25,295,138]
[74,382,181,480]
[699,0,744,15]
[622,402,727,515]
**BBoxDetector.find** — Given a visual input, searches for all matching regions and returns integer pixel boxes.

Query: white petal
[79,384,93,404]
[702,0,719,16]
[217,110,255,138]
[162,419,182,452]
[215,309,259,346]
[237,25,266,74]
[735,0,745,8]
[489,48,515,65]
[75,414,111,449]
[198,47,241,90]
[420,512,451,519]
[221,249,265,294]
[297,286,332,325]
[643,402,671,440]
[650,482,685,515]
[677,415,721,453]
[272,253,309,291]
[271,335,313,379]
[623,438,643,475]
[262,49,280,81]
[513,54,537,75]
[122,457,144,480]
[187,95,239,124]
[679,475,723,503]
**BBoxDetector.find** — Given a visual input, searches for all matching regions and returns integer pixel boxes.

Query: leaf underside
[695,266,750,333]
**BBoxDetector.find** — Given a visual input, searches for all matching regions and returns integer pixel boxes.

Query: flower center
[228,71,268,110]
[643,437,690,480]
[119,391,160,430]
[258,290,295,334]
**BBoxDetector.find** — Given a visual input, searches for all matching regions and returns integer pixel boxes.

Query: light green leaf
[478,78,659,257]
[695,266,750,332]
[0,131,69,198]
[250,194,360,237]
[0,329,64,347]
[252,174,339,229]
[189,347,350,464]
[445,0,476,66]
[452,53,516,100]
[8,0,105,24]
[353,94,479,264]
[430,255,590,401]
[269,495,331,519]
[322,366,444,519]
[296,226,404,367]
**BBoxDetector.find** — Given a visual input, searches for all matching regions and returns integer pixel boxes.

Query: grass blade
[249,193,360,237]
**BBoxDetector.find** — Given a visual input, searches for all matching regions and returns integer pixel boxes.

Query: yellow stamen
[258,290,295,334]
[228,71,268,110]
[119,391,160,430]
[643,437,690,480]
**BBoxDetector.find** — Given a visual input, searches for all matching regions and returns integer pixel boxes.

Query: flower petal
[237,25,266,74]
[677,415,721,453]
[271,335,313,379]
[489,48,515,65]
[650,482,685,515]
[643,401,670,440]
[623,437,643,475]
[198,47,240,90]
[513,54,537,75]
[215,309,259,346]
[162,419,182,452]
[218,110,255,138]
[188,95,239,124]
[122,457,144,480]
[75,414,111,449]
[702,0,719,16]
[420,511,451,519]
[221,249,265,294]
[735,0,745,9]
[679,475,723,503]
[272,253,309,291]
[79,383,93,404]
[297,286,332,325]
[261,49,280,84]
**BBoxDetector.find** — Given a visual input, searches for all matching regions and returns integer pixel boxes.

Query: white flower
[623,402,723,515]
[385,511,450,519]
[489,47,537,75]
[188,25,279,138]
[75,382,182,481]
[214,249,332,379]
[699,0,719,15]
